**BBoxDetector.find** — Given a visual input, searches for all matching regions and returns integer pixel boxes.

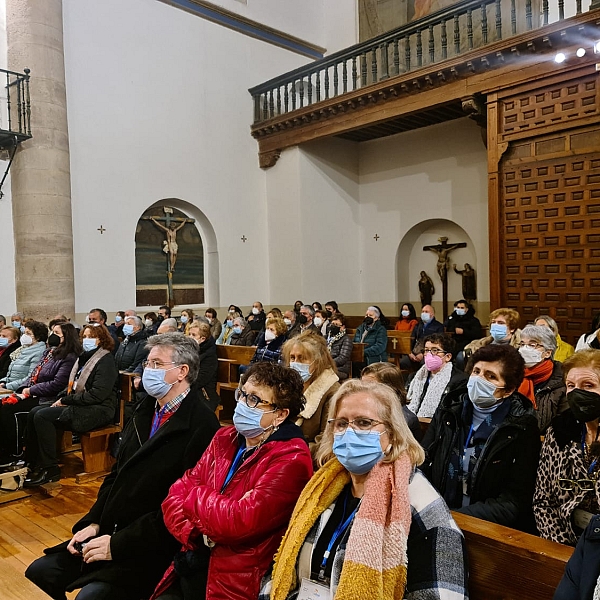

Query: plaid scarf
[269,455,411,600]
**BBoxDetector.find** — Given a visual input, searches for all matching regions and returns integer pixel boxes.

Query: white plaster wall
[63,0,316,313]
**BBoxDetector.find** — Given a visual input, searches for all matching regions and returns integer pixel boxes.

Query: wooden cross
[97,225,106,234]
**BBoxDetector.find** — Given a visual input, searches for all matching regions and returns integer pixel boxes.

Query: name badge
[297,578,331,600]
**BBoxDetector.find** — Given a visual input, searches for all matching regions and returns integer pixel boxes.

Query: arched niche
[135,199,219,309]
[396,219,477,312]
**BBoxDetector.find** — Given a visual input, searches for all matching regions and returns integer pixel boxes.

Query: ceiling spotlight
[554,52,566,63]
[576,47,586,57]
[594,41,600,54]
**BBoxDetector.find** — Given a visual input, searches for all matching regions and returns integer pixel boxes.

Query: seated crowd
[1,300,598,599]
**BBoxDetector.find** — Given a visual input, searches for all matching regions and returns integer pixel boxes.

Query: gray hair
[233,316,247,327]
[521,324,557,354]
[11,312,24,320]
[301,305,315,317]
[125,309,137,317]
[145,332,199,383]
[534,314,558,336]
[367,306,381,318]
[126,315,143,329]
[158,318,178,332]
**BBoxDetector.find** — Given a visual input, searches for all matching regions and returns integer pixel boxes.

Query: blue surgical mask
[401,310,410,318]
[115,315,122,323]
[421,312,431,323]
[82,338,98,352]
[123,324,134,336]
[20,326,25,334]
[290,361,311,382]
[181,315,188,324]
[333,428,385,475]
[233,326,242,335]
[233,400,276,438]
[142,366,178,400]
[489,323,508,341]
[11,321,20,328]
[226,319,233,328]
[455,308,466,316]
[0,337,9,347]
[467,375,504,409]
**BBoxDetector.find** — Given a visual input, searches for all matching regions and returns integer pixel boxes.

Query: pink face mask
[424,352,444,372]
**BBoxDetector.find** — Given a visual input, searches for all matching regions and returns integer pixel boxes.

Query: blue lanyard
[318,490,360,580]
[221,445,246,493]
[150,404,169,438]
[464,424,475,450]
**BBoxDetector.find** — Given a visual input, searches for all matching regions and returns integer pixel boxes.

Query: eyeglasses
[518,342,544,349]
[142,360,178,370]
[235,387,275,409]
[328,417,385,434]
[423,348,446,355]
[557,478,597,491]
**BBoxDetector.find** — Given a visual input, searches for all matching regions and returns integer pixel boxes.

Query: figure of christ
[423,237,467,283]
[151,218,186,271]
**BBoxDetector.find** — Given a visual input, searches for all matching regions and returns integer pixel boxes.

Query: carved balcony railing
[0,68,31,149]
[249,0,594,125]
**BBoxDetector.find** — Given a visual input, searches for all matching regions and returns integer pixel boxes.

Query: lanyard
[221,445,246,493]
[464,423,475,451]
[150,404,169,438]
[318,490,360,581]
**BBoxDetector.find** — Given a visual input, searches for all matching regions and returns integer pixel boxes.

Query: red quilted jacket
[151,423,313,600]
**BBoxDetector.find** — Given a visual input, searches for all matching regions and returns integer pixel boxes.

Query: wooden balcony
[249,0,600,167]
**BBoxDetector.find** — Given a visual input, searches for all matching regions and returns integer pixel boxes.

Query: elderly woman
[24,324,118,486]
[422,343,541,531]
[464,307,522,361]
[260,379,468,600]
[187,321,220,412]
[533,349,600,545]
[326,313,353,381]
[361,361,423,442]
[517,324,567,433]
[0,320,46,391]
[216,312,239,345]
[282,331,340,445]
[535,314,574,363]
[0,326,21,379]
[151,362,313,600]
[115,315,149,372]
[204,308,222,341]
[406,334,467,418]
[352,306,388,365]
[248,317,287,365]
[229,316,257,347]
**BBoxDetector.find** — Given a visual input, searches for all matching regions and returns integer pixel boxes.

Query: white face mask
[265,329,276,342]
[313,317,323,327]
[252,307,260,315]
[519,345,544,368]
[145,319,153,327]
[284,318,292,326]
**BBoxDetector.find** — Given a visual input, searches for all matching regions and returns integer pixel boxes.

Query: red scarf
[518,359,554,408]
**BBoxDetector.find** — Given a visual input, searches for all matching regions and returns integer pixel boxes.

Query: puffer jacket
[152,423,313,600]
[28,350,78,404]
[250,333,286,365]
[534,360,567,434]
[421,388,541,532]
[327,333,353,380]
[353,319,388,364]
[2,341,45,390]
[114,329,149,372]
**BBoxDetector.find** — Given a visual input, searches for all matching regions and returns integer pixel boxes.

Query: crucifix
[423,236,467,321]
[142,207,196,308]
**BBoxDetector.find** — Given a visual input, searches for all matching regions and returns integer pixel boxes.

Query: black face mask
[297,314,308,325]
[47,333,61,347]
[568,389,600,423]
[363,316,374,326]
[329,326,341,336]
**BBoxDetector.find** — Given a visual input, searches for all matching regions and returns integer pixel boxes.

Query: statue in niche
[419,271,435,307]
[454,263,477,302]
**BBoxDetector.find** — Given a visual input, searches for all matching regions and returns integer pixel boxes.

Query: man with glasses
[26,333,220,600]
[406,334,467,418]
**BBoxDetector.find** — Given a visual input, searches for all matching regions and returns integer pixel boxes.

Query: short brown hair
[563,349,600,380]
[489,308,520,332]
[361,362,407,405]
[81,323,115,352]
[266,317,287,337]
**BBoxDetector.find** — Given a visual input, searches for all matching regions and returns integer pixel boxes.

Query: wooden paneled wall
[487,66,600,344]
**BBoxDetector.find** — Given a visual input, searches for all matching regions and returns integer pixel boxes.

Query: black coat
[443,309,482,353]
[44,387,220,598]
[0,340,20,379]
[229,326,257,346]
[410,318,445,354]
[421,388,541,532]
[114,329,149,372]
[194,336,220,412]
[246,310,266,332]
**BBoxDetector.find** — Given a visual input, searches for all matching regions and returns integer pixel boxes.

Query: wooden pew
[386,331,412,366]
[452,512,573,600]
[216,345,256,420]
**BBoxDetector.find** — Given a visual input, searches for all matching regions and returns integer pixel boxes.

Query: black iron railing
[249,0,593,124]
[0,68,31,147]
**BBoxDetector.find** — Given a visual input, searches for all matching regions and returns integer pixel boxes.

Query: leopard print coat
[533,410,599,545]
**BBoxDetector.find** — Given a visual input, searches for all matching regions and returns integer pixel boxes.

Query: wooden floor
[0,451,102,600]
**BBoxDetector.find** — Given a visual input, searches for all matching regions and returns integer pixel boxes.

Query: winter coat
[229,327,257,347]
[0,339,20,380]
[114,329,149,372]
[209,319,222,341]
[554,334,575,363]
[152,423,313,600]
[28,350,78,404]
[353,320,388,364]
[421,388,541,532]
[410,318,445,354]
[301,374,340,444]
[246,310,266,332]
[2,341,44,390]
[194,336,220,412]
[57,350,119,432]
[250,333,286,365]
[42,388,220,598]
[443,308,482,352]
[554,514,600,600]
[328,333,353,379]
[534,360,568,434]
[534,410,599,545]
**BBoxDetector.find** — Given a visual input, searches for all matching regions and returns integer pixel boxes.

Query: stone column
[6,0,75,321]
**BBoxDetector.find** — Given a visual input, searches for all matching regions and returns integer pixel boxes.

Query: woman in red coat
[152,362,313,600]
